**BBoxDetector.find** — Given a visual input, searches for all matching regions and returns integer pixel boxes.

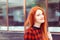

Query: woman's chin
[39,20,44,23]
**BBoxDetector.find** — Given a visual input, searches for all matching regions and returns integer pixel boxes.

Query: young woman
[24,6,52,40]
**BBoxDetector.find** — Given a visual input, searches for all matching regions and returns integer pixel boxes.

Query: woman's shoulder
[25,27,32,33]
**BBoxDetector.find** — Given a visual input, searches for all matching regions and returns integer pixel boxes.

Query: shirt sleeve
[24,31,35,40]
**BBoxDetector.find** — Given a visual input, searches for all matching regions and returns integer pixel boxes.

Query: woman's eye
[37,15,40,16]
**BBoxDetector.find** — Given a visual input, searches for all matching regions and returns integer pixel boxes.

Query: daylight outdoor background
[0,0,60,40]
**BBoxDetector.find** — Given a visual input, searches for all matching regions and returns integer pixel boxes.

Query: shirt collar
[32,26,41,30]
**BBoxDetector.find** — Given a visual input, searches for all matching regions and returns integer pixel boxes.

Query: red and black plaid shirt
[24,26,42,40]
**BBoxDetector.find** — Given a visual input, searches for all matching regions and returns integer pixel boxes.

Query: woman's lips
[40,18,44,20]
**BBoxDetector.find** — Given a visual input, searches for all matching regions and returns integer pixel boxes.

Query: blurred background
[0,0,60,40]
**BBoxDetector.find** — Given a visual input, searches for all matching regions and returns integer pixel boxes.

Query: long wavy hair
[24,6,48,40]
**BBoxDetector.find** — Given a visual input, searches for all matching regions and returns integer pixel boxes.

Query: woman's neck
[34,22,41,28]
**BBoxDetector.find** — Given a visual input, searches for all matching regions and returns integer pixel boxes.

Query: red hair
[24,6,48,40]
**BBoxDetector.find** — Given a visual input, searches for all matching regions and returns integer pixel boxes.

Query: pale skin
[33,9,53,40]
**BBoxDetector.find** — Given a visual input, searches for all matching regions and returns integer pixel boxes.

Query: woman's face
[35,9,44,24]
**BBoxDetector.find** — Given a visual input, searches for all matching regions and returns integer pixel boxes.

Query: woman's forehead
[36,9,42,15]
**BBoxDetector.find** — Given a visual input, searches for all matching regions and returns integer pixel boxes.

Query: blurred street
[0,31,24,40]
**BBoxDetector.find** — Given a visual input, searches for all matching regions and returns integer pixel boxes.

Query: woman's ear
[48,32,53,40]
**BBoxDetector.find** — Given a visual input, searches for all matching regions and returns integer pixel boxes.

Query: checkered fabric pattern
[24,26,42,40]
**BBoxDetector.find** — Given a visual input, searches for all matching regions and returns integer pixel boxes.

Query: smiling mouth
[40,18,44,20]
